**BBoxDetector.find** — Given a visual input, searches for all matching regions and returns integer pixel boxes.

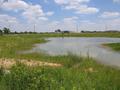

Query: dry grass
[0,58,62,69]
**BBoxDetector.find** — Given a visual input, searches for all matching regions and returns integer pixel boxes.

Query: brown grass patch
[0,58,62,69]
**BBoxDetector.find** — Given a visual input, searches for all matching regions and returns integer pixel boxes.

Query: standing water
[25,37,120,67]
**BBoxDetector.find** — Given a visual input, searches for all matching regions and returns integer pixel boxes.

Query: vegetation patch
[0,55,120,90]
[103,43,120,51]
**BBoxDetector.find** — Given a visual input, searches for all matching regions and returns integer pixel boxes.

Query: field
[0,33,120,90]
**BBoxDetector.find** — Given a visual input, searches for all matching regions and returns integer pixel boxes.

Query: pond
[25,37,120,67]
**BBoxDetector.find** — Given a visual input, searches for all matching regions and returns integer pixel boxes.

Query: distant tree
[19,32,23,34]
[81,31,85,33]
[24,31,28,34]
[14,31,18,34]
[0,29,3,36]
[55,29,61,33]
[3,27,10,34]
[28,31,33,34]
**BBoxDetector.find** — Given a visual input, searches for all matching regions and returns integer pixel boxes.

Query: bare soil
[0,58,62,69]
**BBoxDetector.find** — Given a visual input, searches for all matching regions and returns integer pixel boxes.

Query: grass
[38,32,120,38]
[0,34,120,90]
[103,43,120,51]
[0,55,120,90]
[0,34,47,58]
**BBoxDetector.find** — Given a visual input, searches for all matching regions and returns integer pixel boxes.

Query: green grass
[103,43,120,51]
[38,32,120,38]
[0,55,120,90]
[0,34,120,90]
[0,34,47,58]
[10,32,120,38]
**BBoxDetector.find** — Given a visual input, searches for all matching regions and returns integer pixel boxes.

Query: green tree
[0,29,3,36]
[3,27,10,34]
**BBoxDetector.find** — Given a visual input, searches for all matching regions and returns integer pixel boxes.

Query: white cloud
[0,0,120,32]
[63,16,78,21]
[0,14,24,32]
[22,4,45,20]
[75,5,99,14]
[0,14,17,23]
[51,17,120,32]
[2,0,28,11]
[54,0,99,14]
[0,14,120,32]
[54,0,68,5]
[46,16,79,31]
[2,0,48,21]
[55,0,90,5]
[38,17,48,21]
[100,12,120,18]
[113,0,120,3]
[46,11,54,16]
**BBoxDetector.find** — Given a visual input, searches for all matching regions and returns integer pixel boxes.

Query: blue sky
[0,0,120,32]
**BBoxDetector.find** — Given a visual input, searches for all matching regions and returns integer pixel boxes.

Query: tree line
[0,27,39,35]
[0,27,10,35]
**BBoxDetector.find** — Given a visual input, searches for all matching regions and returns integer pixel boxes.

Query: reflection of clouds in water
[25,37,120,67]
[64,43,77,47]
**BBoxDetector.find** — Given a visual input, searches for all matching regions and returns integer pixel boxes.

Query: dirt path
[0,58,62,69]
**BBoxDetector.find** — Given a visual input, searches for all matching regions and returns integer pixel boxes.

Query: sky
[0,0,120,32]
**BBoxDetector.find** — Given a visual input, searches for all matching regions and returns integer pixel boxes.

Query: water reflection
[26,37,120,67]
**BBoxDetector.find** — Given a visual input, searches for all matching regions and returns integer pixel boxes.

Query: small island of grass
[104,43,120,51]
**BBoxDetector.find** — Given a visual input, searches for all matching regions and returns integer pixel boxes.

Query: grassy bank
[0,34,120,90]
[0,34,47,58]
[103,43,120,51]
[11,32,120,38]
[38,32,120,38]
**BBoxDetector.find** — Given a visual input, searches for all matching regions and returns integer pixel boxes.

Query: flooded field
[27,37,120,67]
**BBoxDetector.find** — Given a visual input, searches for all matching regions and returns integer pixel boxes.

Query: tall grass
[0,54,120,90]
